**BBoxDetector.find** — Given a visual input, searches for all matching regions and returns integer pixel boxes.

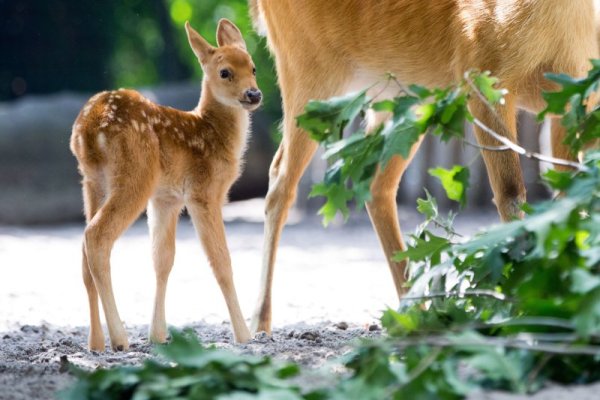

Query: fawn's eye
[220,69,231,79]
[252,67,256,76]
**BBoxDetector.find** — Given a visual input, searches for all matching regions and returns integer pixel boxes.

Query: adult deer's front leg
[366,138,424,298]
[471,94,525,221]
[250,59,352,335]
[187,202,251,343]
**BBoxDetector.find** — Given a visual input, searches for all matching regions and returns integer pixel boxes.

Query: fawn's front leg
[147,196,182,343]
[187,201,251,343]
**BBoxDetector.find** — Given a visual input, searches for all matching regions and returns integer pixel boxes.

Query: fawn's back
[70,87,249,205]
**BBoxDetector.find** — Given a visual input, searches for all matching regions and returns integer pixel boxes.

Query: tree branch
[400,289,507,302]
[392,335,600,356]
[463,72,589,172]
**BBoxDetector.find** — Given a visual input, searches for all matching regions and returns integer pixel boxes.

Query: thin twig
[463,72,589,172]
[400,289,507,302]
[528,353,553,387]
[472,117,588,171]
[482,317,575,330]
[392,335,600,356]
[387,73,413,96]
[462,138,511,152]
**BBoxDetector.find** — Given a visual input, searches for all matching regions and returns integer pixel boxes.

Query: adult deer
[248,0,598,334]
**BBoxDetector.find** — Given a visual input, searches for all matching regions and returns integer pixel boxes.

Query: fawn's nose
[245,88,262,104]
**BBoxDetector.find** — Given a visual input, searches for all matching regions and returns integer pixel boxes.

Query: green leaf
[380,122,422,166]
[416,190,438,220]
[309,182,354,226]
[573,287,600,337]
[394,232,450,264]
[297,90,369,142]
[472,71,506,105]
[429,166,470,207]
[543,169,573,191]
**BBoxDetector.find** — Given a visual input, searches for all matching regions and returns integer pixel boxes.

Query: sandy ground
[1,199,599,399]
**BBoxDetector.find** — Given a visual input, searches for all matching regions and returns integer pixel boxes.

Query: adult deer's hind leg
[250,59,352,335]
[147,196,182,343]
[470,94,525,221]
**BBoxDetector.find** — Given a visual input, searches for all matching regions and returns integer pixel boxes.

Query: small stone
[368,324,381,332]
[59,355,69,373]
[299,331,318,341]
[334,322,349,330]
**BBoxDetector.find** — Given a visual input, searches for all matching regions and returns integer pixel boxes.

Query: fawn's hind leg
[186,201,251,343]
[81,173,106,351]
[147,196,182,343]
[84,163,157,351]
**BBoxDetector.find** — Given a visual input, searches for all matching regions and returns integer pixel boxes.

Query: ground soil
[1,200,599,399]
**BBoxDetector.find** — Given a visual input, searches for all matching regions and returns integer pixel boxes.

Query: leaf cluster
[297,71,503,224]
[60,330,310,400]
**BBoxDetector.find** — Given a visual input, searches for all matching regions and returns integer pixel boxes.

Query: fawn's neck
[194,81,250,160]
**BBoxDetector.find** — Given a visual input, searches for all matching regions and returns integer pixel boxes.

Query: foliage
[541,59,600,153]
[60,329,310,400]
[295,65,600,398]
[296,71,501,225]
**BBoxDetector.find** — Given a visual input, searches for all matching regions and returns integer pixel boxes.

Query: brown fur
[71,20,260,351]
[249,0,599,334]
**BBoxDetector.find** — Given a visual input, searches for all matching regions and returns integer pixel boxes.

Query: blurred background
[0,0,550,225]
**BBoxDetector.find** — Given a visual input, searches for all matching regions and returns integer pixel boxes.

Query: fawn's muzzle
[245,89,262,104]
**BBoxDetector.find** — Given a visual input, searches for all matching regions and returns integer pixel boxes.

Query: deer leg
[147,196,181,343]
[471,94,525,221]
[81,175,106,351]
[250,61,352,335]
[365,113,424,297]
[84,167,155,351]
[186,201,251,343]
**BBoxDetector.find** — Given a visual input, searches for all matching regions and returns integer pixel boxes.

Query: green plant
[296,65,600,397]
[60,329,310,400]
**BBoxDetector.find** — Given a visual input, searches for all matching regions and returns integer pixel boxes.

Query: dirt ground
[1,199,599,399]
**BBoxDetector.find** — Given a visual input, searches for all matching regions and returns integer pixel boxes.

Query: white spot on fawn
[97,132,107,151]
[100,121,109,128]
[132,120,139,132]
[111,104,117,110]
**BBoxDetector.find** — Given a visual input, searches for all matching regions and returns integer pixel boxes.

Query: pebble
[299,331,319,341]
[334,322,349,330]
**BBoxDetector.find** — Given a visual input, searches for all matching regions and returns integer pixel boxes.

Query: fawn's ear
[185,21,214,63]
[216,19,246,50]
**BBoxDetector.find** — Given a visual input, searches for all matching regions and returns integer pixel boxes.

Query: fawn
[70,19,261,351]
[248,0,599,334]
